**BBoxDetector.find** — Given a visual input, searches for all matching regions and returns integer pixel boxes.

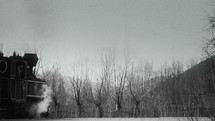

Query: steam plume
[29,84,52,118]
[37,85,52,114]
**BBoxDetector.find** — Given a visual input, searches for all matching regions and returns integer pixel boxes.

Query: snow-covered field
[0,117,212,121]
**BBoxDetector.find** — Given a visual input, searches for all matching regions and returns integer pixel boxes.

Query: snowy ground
[0,117,212,121]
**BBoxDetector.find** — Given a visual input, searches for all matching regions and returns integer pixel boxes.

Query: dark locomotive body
[0,53,45,118]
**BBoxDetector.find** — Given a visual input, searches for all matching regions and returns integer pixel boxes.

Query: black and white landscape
[0,0,215,120]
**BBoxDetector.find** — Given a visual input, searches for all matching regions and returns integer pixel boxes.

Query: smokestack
[23,53,38,73]
[0,50,3,57]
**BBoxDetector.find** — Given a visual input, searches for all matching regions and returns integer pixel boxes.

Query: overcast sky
[0,0,212,75]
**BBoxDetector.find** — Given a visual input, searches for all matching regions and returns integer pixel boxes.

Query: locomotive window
[17,65,24,79]
[20,82,26,99]
[0,78,8,98]
[0,60,7,73]
[10,79,15,99]
[16,61,26,79]
[10,61,16,76]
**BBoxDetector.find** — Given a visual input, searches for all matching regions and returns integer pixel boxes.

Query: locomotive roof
[0,53,37,63]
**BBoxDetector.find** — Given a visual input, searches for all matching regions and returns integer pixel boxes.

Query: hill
[151,56,215,117]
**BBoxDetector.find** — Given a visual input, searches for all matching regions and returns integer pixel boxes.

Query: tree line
[38,53,215,119]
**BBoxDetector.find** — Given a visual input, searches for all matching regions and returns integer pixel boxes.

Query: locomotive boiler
[0,52,46,118]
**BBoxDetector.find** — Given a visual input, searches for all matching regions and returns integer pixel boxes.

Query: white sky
[0,0,213,76]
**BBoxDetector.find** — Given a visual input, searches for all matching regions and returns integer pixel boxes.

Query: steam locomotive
[0,52,46,118]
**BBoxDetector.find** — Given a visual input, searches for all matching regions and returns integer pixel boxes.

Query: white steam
[37,85,52,114]
[29,84,52,117]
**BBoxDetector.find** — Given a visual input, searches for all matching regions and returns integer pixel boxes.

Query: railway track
[0,117,211,121]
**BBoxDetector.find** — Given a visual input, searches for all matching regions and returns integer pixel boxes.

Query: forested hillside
[151,56,215,117]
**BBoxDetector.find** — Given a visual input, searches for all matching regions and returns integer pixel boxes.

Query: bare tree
[57,81,68,118]
[89,54,113,117]
[110,55,131,117]
[204,11,215,57]
[70,63,90,118]
[70,76,85,117]
[89,80,108,117]
[127,62,155,117]
[154,63,173,116]
[41,66,66,118]
[112,68,127,116]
